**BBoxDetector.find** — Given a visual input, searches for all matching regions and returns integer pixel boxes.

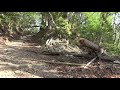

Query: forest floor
[0,36,120,78]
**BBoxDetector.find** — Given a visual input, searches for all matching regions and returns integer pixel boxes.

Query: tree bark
[79,38,101,51]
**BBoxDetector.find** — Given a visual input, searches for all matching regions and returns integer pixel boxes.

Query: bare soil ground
[0,38,119,78]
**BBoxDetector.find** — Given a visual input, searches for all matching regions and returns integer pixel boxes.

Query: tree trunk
[79,38,106,56]
[79,38,101,51]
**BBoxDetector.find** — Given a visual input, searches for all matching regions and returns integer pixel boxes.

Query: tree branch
[48,12,59,29]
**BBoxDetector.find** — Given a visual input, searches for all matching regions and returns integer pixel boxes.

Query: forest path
[0,39,63,78]
[0,38,119,78]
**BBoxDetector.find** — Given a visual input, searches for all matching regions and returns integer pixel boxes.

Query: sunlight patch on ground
[5,41,41,48]
[110,75,120,78]
[0,61,19,67]
[42,69,58,73]
[0,69,42,78]
[0,70,16,78]
[20,59,38,63]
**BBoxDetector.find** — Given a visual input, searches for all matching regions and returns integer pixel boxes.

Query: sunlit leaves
[0,12,41,35]
[0,12,120,55]
[56,15,72,36]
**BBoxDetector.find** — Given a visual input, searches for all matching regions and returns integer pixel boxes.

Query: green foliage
[0,12,41,36]
[0,12,120,56]
[56,17,72,36]
[102,43,120,56]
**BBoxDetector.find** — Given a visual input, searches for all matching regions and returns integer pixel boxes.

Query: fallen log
[41,51,119,62]
[79,38,107,56]
[71,53,117,62]
[79,38,101,51]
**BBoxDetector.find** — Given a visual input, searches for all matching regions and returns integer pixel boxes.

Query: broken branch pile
[41,38,82,54]
[40,38,120,64]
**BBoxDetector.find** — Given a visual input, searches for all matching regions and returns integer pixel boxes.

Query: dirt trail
[0,40,63,78]
[0,39,119,78]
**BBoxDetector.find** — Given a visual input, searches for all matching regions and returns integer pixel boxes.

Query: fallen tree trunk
[69,53,118,62]
[41,51,119,62]
[40,38,119,62]
[79,38,101,51]
[79,38,108,56]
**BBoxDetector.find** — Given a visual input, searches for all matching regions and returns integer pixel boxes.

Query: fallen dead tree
[79,38,107,56]
[78,38,120,63]
[41,51,119,62]
[79,38,101,51]
[40,38,120,65]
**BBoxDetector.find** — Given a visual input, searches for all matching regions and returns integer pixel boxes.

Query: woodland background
[0,12,119,56]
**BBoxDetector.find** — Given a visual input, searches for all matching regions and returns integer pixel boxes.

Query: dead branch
[18,60,87,67]
[41,51,118,62]
[38,60,86,66]
[83,56,97,69]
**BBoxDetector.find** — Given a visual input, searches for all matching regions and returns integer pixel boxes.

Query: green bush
[102,43,120,56]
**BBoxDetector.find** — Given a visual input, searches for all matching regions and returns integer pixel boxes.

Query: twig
[83,56,97,69]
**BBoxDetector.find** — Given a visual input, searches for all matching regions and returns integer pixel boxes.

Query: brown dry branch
[83,56,97,69]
